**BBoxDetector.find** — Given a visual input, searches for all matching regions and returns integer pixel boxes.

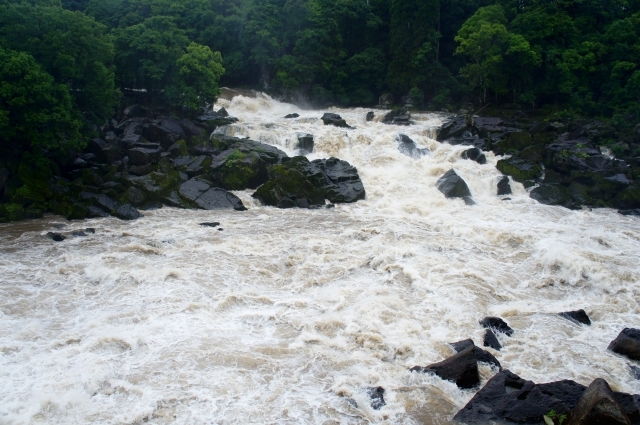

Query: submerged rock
[480,317,514,336]
[200,222,220,228]
[367,387,386,410]
[411,344,480,389]
[559,309,591,326]
[46,232,65,242]
[608,328,640,361]
[284,113,299,119]
[366,111,375,122]
[436,170,472,199]
[451,338,502,369]
[397,134,428,159]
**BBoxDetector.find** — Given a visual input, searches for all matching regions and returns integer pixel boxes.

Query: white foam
[0,94,639,424]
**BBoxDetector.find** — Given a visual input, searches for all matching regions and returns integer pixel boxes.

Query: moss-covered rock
[210,149,269,190]
[492,132,532,155]
[611,184,640,209]
[496,157,542,183]
[253,164,325,207]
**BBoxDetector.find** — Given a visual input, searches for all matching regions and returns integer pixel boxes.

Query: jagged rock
[436,170,472,199]
[397,134,428,159]
[484,329,502,351]
[179,119,205,139]
[46,232,65,242]
[480,317,514,336]
[437,115,467,141]
[497,157,542,183]
[321,113,353,129]
[530,184,579,209]
[451,339,502,369]
[93,194,119,212]
[608,328,640,361]
[167,140,188,158]
[113,204,142,220]
[461,147,486,164]
[178,178,211,202]
[411,345,480,389]
[492,132,532,155]
[217,107,229,117]
[366,111,375,122]
[296,133,314,154]
[185,155,209,178]
[453,370,571,424]
[195,188,246,211]
[313,157,365,203]
[284,113,299,119]
[497,176,512,196]
[463,196,476,205]
[559,309,591,326]
[146,117,186,149]
[253,164,326,208]
[162,190,185,208]
[128,147,162,166]
[367,387,386,410]
[567,379,632,425]
[382,108,412,125]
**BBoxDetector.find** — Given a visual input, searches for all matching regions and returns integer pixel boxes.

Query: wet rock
[146,117,186,149]
[217,107,229,117]
[559,309,591,326]
[437,115,467,141]
[463,196,476,206]
[72,230,87,237]
[297,198,310,208]
[200,222,220,227]
[497,176,512,196]
[253,163,326,208]
[397,134,428,159]
[568,378,632,425]
[168,140,188,158]
[321,113,353,129]
[608,328,640,361]
[113,204,142,220]
[366,111,375,122]
[461,147,486,164]
[185,155,209,178]
[436,170,472,199]
[453,370,571,424]
[195,188,246,211]
[367,387,386,410]
[46,232,65,242]
[128,147,162,166]
[87,206,109,218]
[536,380,587,410]
[179,178,211,202]
[162,190,185,208]
[313,157,365,203]
[125,187,146,207]
[451,339,502,369]
[383,109,412,125]
[179,119,205,139]
[530,184,578,209]
[411,345,480,389]
[480,317,514,336]
[484,329,502,351]
[284,113,299,119]
[296,133,314,154]
[497,157,542,183]
[492,131,532,155]
[85,228,95,234]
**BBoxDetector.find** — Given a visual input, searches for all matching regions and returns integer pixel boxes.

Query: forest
[1,0,640,155]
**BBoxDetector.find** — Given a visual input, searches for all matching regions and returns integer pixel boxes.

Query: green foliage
[169,43,224,111]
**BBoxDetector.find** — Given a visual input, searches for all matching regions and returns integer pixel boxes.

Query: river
[1,92,639,424]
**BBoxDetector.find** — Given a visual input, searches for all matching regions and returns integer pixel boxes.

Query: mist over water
[1,92,639,424]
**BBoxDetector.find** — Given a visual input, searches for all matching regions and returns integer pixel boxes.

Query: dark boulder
[453,370,571,424]
[128,147,162,166]
[382,109,412,126]
[397,134,428,159]
[253,164,326,208]
[484,329,502,351]
[622,209,640,216]
[284,113,299,119]
[496,157,542,183]
[492,132,532,155]
[195,188,246,211]
[178,178,211,202]
[46,232,65,242]
[168,140,188,158]
[480,317,514,336]
[129,164,153,176]
[296,133,314,154]
[72,230,87,237]
[217,107,229,117]
[461,147,486,164]
[410,345,480,389]
[125,187,146,207]
[567,379,632,425]
[87,206,109,218]
[179,119,205,139]
[146,117,186,149]
[312,157,366,203]
[612,184,640,210]
[436,170,472,199]
[530,184,580,209]
[367,387,386,410]
[93,194,119,212]
[200,222,220,228]
[321,113,353,129]
[195,113,239,131]
[536,380,587,410]
[437,115,467,141]
[497,176,512,196]
[559,309,591,326]
[608,328,640,361]
[451,339,502,369]
[113,204,142,220]
[366,111,375,122]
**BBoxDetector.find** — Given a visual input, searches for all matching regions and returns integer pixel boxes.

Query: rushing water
[1,92,639,425]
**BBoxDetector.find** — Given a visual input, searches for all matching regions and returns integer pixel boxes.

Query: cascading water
[1,92,639,424]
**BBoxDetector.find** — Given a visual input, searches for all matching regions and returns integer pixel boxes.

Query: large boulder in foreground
[608,328,640,361]
[410,344,480,389]
[253,156,365,208]
[436,169,471,199]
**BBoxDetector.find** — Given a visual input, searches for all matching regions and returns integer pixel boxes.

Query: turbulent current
[1,92,640,424]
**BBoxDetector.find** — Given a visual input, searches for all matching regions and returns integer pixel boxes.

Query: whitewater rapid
[1,92,639,424]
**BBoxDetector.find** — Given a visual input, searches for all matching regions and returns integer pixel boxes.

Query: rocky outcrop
[382,108,412,125]
[608,328,640,361]
[451,338,502,369]
[397,134,428,159]
[567,379,633,425]
[411,344,480,389]
[436,170,472,200]
[321,113,353,129]
[559,309,591,326]
[480,317,514,336]
[462,147,486,164]
[483,329,502,351]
